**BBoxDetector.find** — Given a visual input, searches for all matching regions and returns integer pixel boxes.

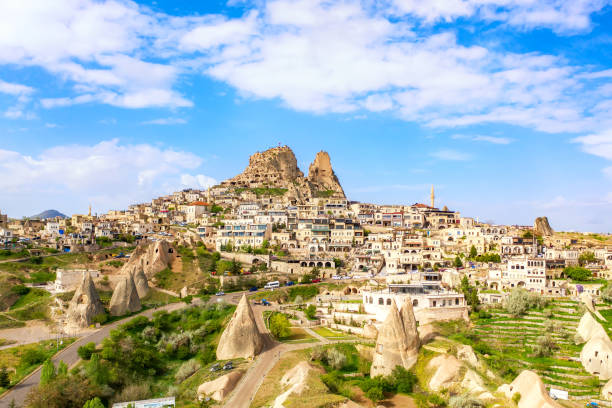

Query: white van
[264,281,280,290]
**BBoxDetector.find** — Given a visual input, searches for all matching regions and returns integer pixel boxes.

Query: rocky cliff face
[534,216,554,236]
[66,272,104,328]
[121,240,175,278]
[308,151,344,196]
[222,146,345,202]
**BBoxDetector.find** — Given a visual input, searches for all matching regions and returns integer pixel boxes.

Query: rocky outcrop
[602,378,612,400]
[133,265,150,298]
[362,323,378,340]
[273,361,312,408]
[577,312,608,343]
[427,354,462,391]
[534,217,554,236]
[581,293,605,320]
[66,272,105,328]
[498,370,561,408]
[109,273,141,316]
[581,335,612,379]
[121,240,175,277]
[197,370,243,402]
[216,294,265,360]
[370,297,419,377]
[307,151,344,197]
[457,345,479,367]
[220,146,345,202]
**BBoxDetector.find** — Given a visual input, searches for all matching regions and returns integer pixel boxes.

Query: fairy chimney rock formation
[66,272,105,328]
[109,273,142,316]
[216,294,265,360]
[498,370,562,408]
[121,240,175,277]
[534,216,554,236]
[308,151,345,197]
[371,297,420,377]
[133,265,150,298]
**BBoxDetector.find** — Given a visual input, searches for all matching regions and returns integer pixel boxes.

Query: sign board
[112,397,175,408]
[549,388,568,400]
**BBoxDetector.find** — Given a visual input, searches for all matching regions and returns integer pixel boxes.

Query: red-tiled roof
[191,201,210,206]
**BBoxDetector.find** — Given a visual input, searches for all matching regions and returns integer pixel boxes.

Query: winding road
[0,302,186,408]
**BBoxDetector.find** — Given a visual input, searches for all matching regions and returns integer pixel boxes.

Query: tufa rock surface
[122,240,175,277]
[370,297,419,377]
[534,216,554,236]
[197,370,243,402]
[498,370,561,408]
[221,146,345,202]
[307,151,345,197]
[66,272,105,328]
[133,264,150,298]
[577,312,608,344]
[109,273,142,316]
[216,294,265,360]
[581,335,612,379]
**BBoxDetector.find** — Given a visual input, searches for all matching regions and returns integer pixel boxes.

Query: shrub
[20,348,46,366]
[83,397,105,408]
[40,359,56,385]
[78,342,97,360]
[10,285,30,296]
[175,359,201,383]
[601,283,612,303]
[505,288,548,316]
[449,394,485,408]
[305,305,317,320]
[366,386,384,403]
[294,295,303,304]
[326,348,347,370]
[391,366,417,394]
[563,266,592,281]
[533,335,558,357]
[512,392,521,404]
[0,367,10,388]
[111,383,151,405]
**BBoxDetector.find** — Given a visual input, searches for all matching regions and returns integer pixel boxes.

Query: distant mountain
[30,209,67,220]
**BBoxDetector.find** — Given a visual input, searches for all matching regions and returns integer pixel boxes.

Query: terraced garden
[466,299,603,402]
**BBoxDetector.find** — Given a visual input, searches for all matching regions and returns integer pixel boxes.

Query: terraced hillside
[469,299,602,401]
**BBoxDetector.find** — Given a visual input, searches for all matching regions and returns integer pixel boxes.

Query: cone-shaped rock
[307,151,345,197]
[371,298,419,377]
[534,216,554,236]
[399,297,420,361]
[121,240,175,277]
[109,273,141,316]
[133,263,150,298]
[66,272,104,328]
[216,294,264,360]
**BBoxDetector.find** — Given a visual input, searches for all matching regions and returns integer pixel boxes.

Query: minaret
[88,204,92,217]
[430,185,435,208]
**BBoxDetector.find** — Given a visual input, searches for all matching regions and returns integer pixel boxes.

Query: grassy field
[0,337,75,393]
[281,327,318,344]
[312,326,357,340]
[251,348,346,408]
[438,298,602,400]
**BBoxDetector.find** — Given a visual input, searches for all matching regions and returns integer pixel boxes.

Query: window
[378,298,384,305]
[386,298,391,305]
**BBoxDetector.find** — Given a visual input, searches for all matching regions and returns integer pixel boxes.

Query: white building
[54,269,100,292]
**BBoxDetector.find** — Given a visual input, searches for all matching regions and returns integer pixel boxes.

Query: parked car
[215,291,225,296]
[223,361,233,370]
[249,286,258,292]
[311,278,321,283]
[210,363,220,372]
[285,281,295,286]
[261,299,271,306]
[332,275,341,280]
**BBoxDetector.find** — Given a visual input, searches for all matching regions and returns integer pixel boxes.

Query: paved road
[0,302,186,408]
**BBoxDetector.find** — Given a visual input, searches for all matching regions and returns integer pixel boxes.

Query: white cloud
[0,139,212,216]
[573,130,612,160]
[452,134,513,144]
[142,117,187,125]
[389,0,609,33]
[180,174,217,189]
[0,79,33,96]
[430,149,471,161]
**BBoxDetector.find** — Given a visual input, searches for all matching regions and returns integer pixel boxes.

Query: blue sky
[1,0,612,232]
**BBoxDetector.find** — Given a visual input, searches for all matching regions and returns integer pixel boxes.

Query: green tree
[83,397,105,408]
[269,313,290,339]
[56,361,68,377]
[454,256,463,268]
[40,359,56,385]
[0,366,10,388]
[305,304,317,320]
[366,386,384,403]
[563,266,592,281]
[578,251,596,266]
[77,342,97,360]
[230,259,242,275]
[469,245,478,259]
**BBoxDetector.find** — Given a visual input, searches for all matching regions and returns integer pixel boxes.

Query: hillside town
[1,146,612,408]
